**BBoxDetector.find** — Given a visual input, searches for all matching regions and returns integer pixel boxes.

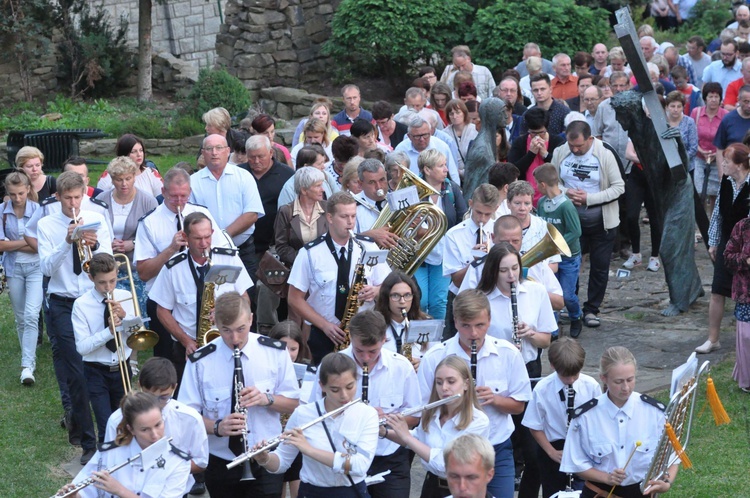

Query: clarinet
[362,363,369,404]
[565,383,576,490]
[510,282,522,350]
[233,347,255,481]
[470,339,477,385]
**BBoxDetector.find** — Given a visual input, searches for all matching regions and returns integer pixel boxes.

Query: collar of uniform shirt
[602,391,635,419]
[485,283,529,301]
[445,333,498,361]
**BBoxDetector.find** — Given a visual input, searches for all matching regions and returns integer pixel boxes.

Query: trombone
[112,253,160,351]
[106,291,132,394]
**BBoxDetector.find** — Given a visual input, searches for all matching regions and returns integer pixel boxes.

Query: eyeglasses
[389,292,413,301]
[156,394,173,403]
[583,98,600,103]
[409,133,431,141]
[528,129,547,136]
[202,146,229,153]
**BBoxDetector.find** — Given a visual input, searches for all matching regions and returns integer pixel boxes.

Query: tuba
[521,223,572,269]
[336,232,367,351]
[370,165,447,276]
[196,249,221,348]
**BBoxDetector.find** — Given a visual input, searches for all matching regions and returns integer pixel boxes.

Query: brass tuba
[196,249,221,348]
[521,223,572,269]
[371,165,447,275]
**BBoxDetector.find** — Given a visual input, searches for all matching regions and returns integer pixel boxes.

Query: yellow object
[706,377,731,425]
[665,422,693,468]
[605,441,642,498]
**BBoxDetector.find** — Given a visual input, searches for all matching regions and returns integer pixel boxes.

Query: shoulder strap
[315,402,363,495]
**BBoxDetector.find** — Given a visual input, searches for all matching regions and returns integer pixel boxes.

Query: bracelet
[213,419,223,437]
[379,426,389,439]
[342,453,352,475]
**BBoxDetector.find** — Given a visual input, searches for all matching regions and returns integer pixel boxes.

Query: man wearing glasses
[702,39,742,97]
[394,116,461,184]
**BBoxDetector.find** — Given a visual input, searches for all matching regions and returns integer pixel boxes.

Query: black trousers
[625,167,662,256]
[515,359,542,498]
[309,325,336,366]
[205,454,283,498]
[579,219,618,316]
[147,298,173,359]
[537,440,583,498]
[298,481,369,498]
[442,291,457,341]
[172,340,187,398]
[84,362,130,443]
[367,446,411,498]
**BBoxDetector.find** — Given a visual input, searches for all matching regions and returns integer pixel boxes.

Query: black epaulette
[187,201,208,209]
[90,197,109,209]
[304,235,326,250]
[355,233,374,243]
[640,394,666,412]
[138,207,156,222]
[166,252,187,269]
[471,255,487,268]
[40,196,58,207]
[211,247,238,257]
[572,398,598,419]
[170,443,192,460]
[188,342,216,362]
[258,335,286,350]
[307,364,317,374]
[97,441,118,451]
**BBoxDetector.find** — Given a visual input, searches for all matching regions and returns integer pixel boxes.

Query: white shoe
[20,368,35,386]
[695,340,721,354]
[647,257,660,272]
[623,253,642,269]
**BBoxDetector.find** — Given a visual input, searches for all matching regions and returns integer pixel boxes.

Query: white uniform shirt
[178,335,300,461]
[417,336,531,445]
[443,218,494,294]
[485,283,557,364]
[522,372,602,442]
[72,287,135,364]
[271,399,379,486]
[458,256,563,298]
[308,346,421,456]
[38,210,113,298]
[412,409,490,477]
[26,195,112,240]
[287,234,391,326]
[353,191,384,233]
[97,168,163,197]
[560,391,667,485]
[105,399,210,494]
[148,249,254,340]
[522,214,561,263]
[189,164,265,246]
[133,202,233,291]
[72,438,190,498]
[382,320,433,359]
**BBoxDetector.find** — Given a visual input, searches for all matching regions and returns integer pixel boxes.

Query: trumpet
[227,398,362,469]
[106,291,132,394]
[378,394,461,425]
[71,207,93,273]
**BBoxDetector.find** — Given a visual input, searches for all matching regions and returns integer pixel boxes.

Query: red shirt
[724,77,747,108]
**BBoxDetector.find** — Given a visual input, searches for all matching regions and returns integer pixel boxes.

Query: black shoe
[80,448,96,465]
[60,414,67,430]
[189,481,207,495]
[570,319,583,338]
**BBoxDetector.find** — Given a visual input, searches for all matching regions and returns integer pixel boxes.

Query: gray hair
[552,53,570,67]
[246,135,272,152]
[293,166,325,195]
[418,109,438,129]
[408,116,429,132]
[405,87,427,101]
[641,35,658,49]
[564,111,587,128]
[444,434,495,472]
[609,46,626,61]
[163,166,191,189]
[507,180,535,201]
[385,151,410,172]
[609,71,629,84]
[357,158,385,181]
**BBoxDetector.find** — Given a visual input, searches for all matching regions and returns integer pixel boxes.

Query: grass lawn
[86,154,198,186]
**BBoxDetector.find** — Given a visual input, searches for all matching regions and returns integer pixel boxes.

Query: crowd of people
[7,7,750,497]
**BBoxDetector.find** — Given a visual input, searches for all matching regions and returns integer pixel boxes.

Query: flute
[470,339,477,385]
[378,394,461,425]
[362,363,369,404]
[510,282,522,349]
[227,398,362,469]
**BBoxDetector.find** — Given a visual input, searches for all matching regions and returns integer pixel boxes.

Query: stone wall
[216,0,341,99]
[0,37,58,104]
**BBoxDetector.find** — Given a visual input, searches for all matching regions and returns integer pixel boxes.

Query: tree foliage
[681,0,733,42]
[468,0,611,75]
[325,0,472,86]
[187,69,252,120]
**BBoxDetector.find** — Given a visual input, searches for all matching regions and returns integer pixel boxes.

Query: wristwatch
[265,393,275,406]
[213,419,223,437]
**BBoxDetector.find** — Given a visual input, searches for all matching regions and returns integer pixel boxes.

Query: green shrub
[468,0,611,75]
[325,0,472,85]
[169,116,205,138]
[187,69,252,121]
[683,0,733,42]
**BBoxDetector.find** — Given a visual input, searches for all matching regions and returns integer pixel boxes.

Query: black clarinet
[565,383,576,490]
[470,339,477,385]
[362,363,369,404]
[233,347,255,481]
[510,282,522,349]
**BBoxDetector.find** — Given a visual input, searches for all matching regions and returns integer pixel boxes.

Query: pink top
[690,106,728,160]
[274,143,292,164]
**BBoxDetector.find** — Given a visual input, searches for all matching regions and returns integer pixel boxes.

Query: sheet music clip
[405,319,444,344]
[118,316,144,335]
[387,185,419,212]
[141,436,171,469]
[550,491,580,497]
[206,265,242,285]
[364,250,389,268]
[670,352,698,397]
[365,469,391,485]
[72,221,102,239]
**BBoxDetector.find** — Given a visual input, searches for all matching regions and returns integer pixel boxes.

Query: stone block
[180,38,195,53]
[304,17,325,36]
[315,3,333,15]
[191,5,203,15]
[181,135,205,149]
[197,35,216,51]
[32,66,53,75]
[245,40,277,54]
[265,10,287,24]
[292,104,310,117]
[248,12,265,24]
[276,37,293,51]
[286,6,305,25]
[273,50,297,62]
[277,62,300,78]
[297,48,315,63]
[204,16,221,34]
[241,31,270,43]
[309,31,328,44]
[276,102,292,120]
[270,29,285,40]
[185,14,203,27]
[203,4,216,18]
[171,18,186,39]
[260,86,310,104]
[172,1,191,17]
[235,53,275,68]
[258,99,277,114]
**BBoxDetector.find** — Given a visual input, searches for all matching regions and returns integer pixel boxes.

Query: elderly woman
[203,106,232,142]
[414,149,467,320]
[97,135,163,196]
[341,157,364,194]
[385,151,410,191]
[430,82,453,126]
[691,82,726,214]
[291,119,333,168]
[665,91,698,174]
[14,146,56,200]
[292,100,339,148]
[444,99,478,177]
[252,113,293,166]
[277,144,340,208]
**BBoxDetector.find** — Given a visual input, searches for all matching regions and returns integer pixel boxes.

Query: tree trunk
[137,0,152,101]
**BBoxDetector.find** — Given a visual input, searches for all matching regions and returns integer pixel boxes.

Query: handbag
[256,250,290,298]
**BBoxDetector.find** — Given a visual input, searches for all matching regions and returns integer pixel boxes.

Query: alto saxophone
[197,249,220,348]
[336,232,367,351]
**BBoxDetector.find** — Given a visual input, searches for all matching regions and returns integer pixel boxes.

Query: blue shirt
[713,110,750,150]
[702,59,742,97]
[0,200,40,276]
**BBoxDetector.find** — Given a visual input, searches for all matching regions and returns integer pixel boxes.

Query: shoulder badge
[640,394,666,412]
[90,197,109,209]
[138,207,156,222]
[188,342,216,363]
[572,398,598,419]
[211,247,238,257]
[355,233,374,243]
[97,441,118,452]
[166,252,188,269]
[304,234,326,250]
[258,335,286,350]
[40,195,58,207]
[169,443,192,460]
[471,255,487,268]
[306,364,318,374]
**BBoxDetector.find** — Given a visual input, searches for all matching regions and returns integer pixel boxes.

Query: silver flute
[227,398,362,469]
[379,393,461,426]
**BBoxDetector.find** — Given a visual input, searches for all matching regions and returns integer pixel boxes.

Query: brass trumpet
[71,208,93,273]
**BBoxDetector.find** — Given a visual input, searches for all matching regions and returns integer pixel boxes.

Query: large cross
[614,7,686,181]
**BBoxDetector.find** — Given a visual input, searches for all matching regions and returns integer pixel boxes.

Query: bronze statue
[462,97,506,199]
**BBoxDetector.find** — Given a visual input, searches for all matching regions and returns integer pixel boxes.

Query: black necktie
[326,235,352,321]
[71,220,82,275]
[339,247,347,264]
[375,200,383,211]
[391,324,403,354]
[102,298,117,353]
[229,355,245,456]
[476,228,482,245]
[560,386,576,425]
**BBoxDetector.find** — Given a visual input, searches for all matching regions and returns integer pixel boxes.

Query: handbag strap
[315,401,365,497]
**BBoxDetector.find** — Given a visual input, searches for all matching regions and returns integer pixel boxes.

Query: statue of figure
[611,91,703,316]
[462,97,506,199]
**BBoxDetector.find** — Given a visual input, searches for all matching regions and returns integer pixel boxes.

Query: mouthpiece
[376,189,385,197]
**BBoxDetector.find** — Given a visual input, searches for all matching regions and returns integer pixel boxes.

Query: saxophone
[336,232,367,351]
[197,249,221,348]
